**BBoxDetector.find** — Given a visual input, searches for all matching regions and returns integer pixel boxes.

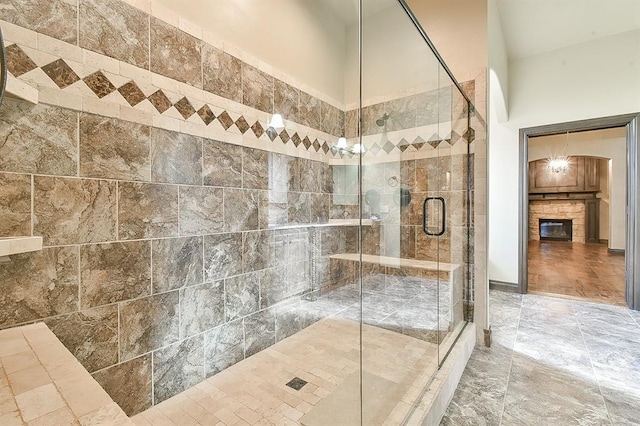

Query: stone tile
[274,79,299,123]
[601,386,640,426]
[83,71,116,98]
[310,194,330,224]
[224,188,260,232]
[242,63,274,114]
[180,281,225,338]
[44,305,118,373]
[14,383,66,421]
[34,176,117,245]
[244,309,276,357]
[243,230,274,273]
[79,0,149,68]
[361,103,385,136]
[259,268,288,309]
[441,387,503,426]
[502,354,609,424]
[0,0,78,44]
[150,128,202,185]
[202,44,242,104]
[384,95,418,132]
[80,241,151,308]
[345,109,359,139]
[152,236,203,293]
[178,186,223,235]
[119,292,180,361]
[204,319,244,377]
[153,336,204,404]
[80,114,151,181]
[197,104,216,125]
[114,82,145,108]
[147,90,172,113]
[41,59,80,89]
[0,247,78,328]
[299,91,321,130]
[5,44,38,77]
[174,97,196,119]
[203,232,242,282]
[150,17,202,87]
[202,139,242,187]
[288,192,310,225]
[320,102,344,137]
[243,147,269,190]
[93,354,152,416]
[0,100,77,176]
[118,182,178,239]
[0,173,31,237]
[225,273,260,321]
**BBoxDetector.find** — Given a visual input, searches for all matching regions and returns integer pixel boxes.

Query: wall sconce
[331,137,365,157]
[266,113,284,140]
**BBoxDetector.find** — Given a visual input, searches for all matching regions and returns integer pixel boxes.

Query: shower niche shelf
[0,236,43,261]
[4,74,38,105]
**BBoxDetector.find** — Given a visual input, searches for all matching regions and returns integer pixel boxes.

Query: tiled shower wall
[0,0,484,416]
[0,0,354,416]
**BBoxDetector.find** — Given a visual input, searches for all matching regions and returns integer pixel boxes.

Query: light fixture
[268,113,285,129]
[546,132,571,174]
[330,137,365,157]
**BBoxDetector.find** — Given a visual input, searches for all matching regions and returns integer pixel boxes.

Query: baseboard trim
[599,239,609,244]
[489,280,520,293]
[608,248,625,256]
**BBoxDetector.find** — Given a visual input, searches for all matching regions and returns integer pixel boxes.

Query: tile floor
[442,290,640,425]
[528,241,626,305]
[131,276,461,426]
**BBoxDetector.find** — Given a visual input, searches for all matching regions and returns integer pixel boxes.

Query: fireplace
[539,219,573,241]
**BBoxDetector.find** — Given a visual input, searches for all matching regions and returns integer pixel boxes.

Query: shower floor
[132,317,439,425]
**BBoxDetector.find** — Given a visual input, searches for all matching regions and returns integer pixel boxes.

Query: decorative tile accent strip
[41,59,80,89]
[119,82,147,107]
[174,97,196,119]
[197,105,216,125]
[3,36,475,161]
[83,71,117,99]
[5,44,38,77]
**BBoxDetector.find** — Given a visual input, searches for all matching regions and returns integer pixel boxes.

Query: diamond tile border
[4,35,476,161]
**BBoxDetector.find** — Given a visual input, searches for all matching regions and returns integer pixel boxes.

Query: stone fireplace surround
[529,200,586,243]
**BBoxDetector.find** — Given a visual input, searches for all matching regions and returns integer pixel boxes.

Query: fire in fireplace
[539,219,573,241]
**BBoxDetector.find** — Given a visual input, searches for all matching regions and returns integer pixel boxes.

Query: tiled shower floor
[130,277,457,425]
[132,317,438,425]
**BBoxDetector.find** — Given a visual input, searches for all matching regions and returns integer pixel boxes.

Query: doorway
[518,114,640,310]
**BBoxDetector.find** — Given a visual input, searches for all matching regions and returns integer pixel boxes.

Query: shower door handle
[423,197,446,236]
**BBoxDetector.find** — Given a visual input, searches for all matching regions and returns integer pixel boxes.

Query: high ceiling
[496,0,640,59]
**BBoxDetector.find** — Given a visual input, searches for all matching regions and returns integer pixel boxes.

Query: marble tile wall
[0,95,350,416]
[0,0,483,415]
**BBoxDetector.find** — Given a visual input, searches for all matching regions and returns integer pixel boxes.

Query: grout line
[497,293,523,426]
[571,300,615,426]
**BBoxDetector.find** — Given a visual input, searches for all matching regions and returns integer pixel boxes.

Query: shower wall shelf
[5,74,38,105]
[0,236,43,261]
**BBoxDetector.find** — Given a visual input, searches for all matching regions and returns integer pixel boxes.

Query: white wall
[151,0,350,103]
[528,128,627,249]
[488,29,640,284]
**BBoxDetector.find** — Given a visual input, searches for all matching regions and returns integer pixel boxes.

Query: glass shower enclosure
[312,0,474,423]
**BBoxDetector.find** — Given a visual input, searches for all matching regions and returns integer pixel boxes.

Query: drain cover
[286,377,308,391]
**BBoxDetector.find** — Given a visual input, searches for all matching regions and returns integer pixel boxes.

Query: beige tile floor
[132,317,439,426]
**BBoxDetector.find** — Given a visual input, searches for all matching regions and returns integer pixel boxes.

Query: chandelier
[546,132,571,174]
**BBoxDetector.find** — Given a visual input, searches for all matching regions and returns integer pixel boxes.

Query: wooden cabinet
[529,156,600,194]
[585,199,600,243]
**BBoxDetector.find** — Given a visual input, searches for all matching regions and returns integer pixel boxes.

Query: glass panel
[358,0,453,423]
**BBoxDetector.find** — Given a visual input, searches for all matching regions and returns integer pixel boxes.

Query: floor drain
[286,377,308,391]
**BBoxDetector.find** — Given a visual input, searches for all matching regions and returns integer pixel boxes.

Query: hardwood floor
[527,241,626,306]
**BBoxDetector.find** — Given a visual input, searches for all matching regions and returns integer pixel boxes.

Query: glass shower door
[358,1,471,424]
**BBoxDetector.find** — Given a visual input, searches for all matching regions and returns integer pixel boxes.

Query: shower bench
[0,323,133,425]
[328,253,465,327]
